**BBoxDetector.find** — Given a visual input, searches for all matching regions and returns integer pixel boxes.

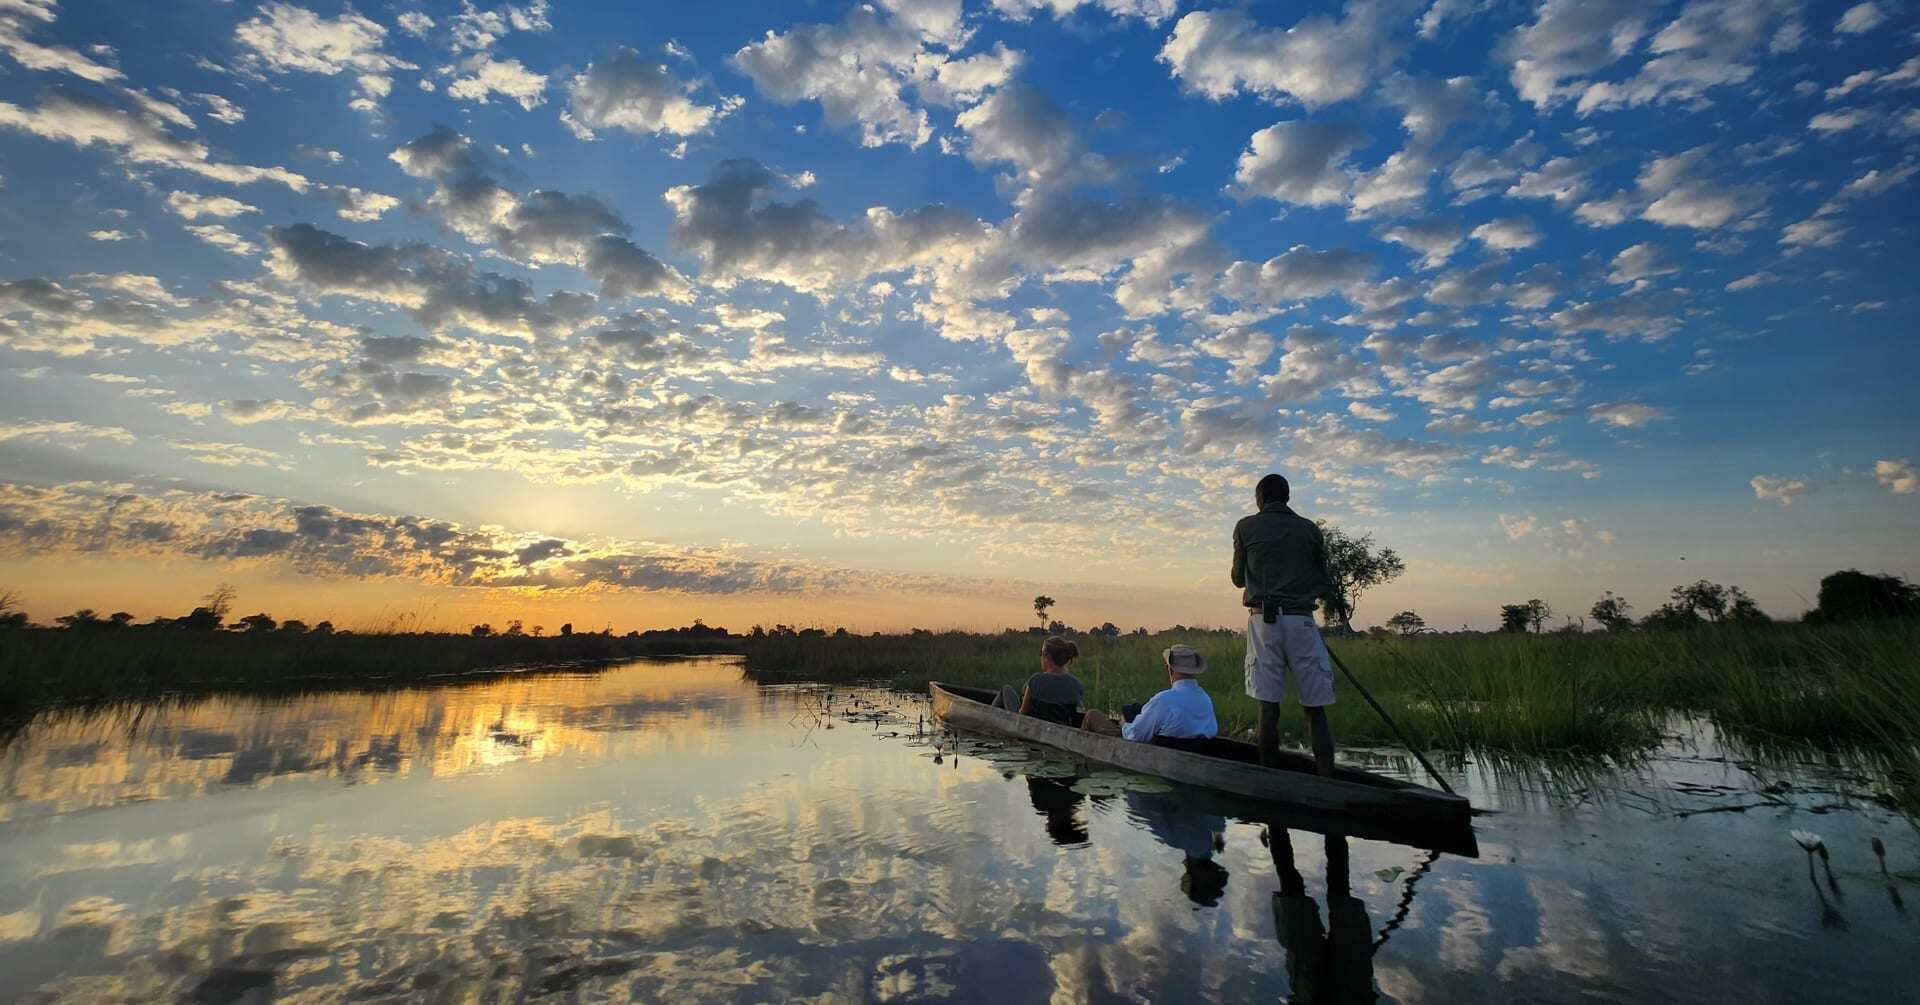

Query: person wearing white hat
[1120,644,1219,743]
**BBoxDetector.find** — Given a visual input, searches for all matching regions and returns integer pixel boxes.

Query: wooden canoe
[929,681,1475,845]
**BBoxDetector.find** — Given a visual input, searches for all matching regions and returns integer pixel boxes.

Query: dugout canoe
[929,681,1475,839]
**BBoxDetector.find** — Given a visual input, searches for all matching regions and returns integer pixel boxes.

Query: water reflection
[0,660,1914,1003]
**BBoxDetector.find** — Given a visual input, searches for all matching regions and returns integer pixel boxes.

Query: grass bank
[0,628,742,721]
[744,622,1920,766]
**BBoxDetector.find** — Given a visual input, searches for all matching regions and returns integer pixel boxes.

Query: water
[0,658,1914,1003]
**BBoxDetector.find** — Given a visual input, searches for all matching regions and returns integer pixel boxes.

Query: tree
[237,613,277,633]
[1590,592,1634,632]
[1499,599,1551,633]
[1032,595,1055,629]
[1094,621,1121,638]
[1806,570,1920,623]
[1319,524,1406,632]
[108,611,134,628]
[1640,602,1701,632]
[1386,610,1426,636]
[311,621,334,635]
[559,623,573,636]
[56,609,104,629]
[1726,587,1769,626]
[279,619,309,634]
[0,588,23,629]
[201,583,237,620]
[471,623,495,637]
[1671,580,1729,622]
[504,620,524,636]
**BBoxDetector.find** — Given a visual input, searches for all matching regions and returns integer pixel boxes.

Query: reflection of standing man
[1232,473,1339,776]
[1270,828,1377,1005]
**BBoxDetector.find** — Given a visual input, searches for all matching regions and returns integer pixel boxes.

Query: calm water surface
[0,658,1914,1002]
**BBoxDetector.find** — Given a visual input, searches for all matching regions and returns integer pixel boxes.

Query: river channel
[0,657,1913,1002]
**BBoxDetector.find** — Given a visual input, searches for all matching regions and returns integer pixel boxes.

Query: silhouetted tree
[1526,599,1553,633]
[1640,602,1701,632]
[201,583,236,620]
[0,588,23,629]
[1671,580,1729,622]
[471,623,495,637]
[1726,587,1769,625]
[108,611,133,628]
[1806,570,1920,623]
[1499,604,1531,633]
[1590,592,1634,631]
[559,623,573,636]
[177,606,223,631]
[1094,621,1121,637]
[56,609,104,629]
[237,613,276,633]
[279,619,309,634]
[1320,523,1406,632]
[504,620,524,636]
[1386,610,1426,635]
[1033,595,1055,628]
[311,621,334,635]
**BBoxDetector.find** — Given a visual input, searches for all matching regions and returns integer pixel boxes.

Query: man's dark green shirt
[1231,502,1332,612]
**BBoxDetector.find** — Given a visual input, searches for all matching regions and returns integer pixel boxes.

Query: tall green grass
[745,622,1920,764]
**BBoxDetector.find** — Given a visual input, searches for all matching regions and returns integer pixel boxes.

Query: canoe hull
[929,681,1474,841]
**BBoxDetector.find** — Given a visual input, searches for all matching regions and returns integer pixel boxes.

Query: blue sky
[0,0,1915,631]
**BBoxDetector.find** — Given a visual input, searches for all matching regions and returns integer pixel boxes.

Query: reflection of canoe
[929,682,1476,850]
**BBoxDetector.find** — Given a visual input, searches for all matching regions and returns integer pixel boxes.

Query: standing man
[1231,473,1339,776]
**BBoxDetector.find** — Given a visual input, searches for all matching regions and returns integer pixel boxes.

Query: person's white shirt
[1123,678,1218,742]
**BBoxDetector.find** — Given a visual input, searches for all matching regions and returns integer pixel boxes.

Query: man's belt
[1250,601,1317,623]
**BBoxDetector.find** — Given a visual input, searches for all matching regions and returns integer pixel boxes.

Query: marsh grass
[745,622,1920,768]
[0,627,740,722]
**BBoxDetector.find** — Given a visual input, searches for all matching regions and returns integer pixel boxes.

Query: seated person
[1121,645,1219,743]
[995,636,1083,725]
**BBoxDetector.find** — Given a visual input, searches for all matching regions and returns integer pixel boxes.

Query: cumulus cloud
[1750,474,1814,506]
[388,126,689,302]
[0,89,308,192]
[1231,120,1365,206]
[165,191,257,220]
[1571,0,1800,115]
[1501,0,1656,110]
[1587,401,1667,427]
[445,54,547,110]
[1606,242,1676,285]
[1382,217,1469,268]
[1160,2,1415,109]
[732,5,1016,149]
[955,83,1091,190]
[564,47,738,140]
[232,2,413,112]
[1875,459,1916,494]
[1834,3,1885,34]
[1470,217,1541,251]
[991,0,1177,22]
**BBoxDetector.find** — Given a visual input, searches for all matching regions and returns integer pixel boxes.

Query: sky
[0,0,1915,633]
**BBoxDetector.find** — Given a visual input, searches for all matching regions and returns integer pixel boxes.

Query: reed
[744,621,1920,760]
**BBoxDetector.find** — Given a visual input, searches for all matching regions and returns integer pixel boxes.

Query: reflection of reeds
[745,622,1920,771]
[0,627,741,724]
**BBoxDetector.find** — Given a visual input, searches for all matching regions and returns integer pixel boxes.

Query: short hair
[1042,636,1079,666]
[1256,473,1290,506]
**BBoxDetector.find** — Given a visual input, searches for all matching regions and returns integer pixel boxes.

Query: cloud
[955,83,1090,190]
[1160,2,1414,109]
[164,191,258,220]
[1382,217,1469,268]
[1635,146,1765,230]
[446,54,547,110]
[233,2,413,76]
[388,126,690,302]
[1570,0,1800,115]
[1834,3,1885,34]
[992,0,1177,22]
[1607,242,1676,285]
[1810,108,1874,133]
[732,5,1016,149]
[1470,217,1540,251]
[564,47,738,139]
[1779,216,1845,248]
[0,0,123,83]
[1231,120,1365,206]
[1750,474,1814,506]
[185,224,258,256]
[1876,459,1916,494]
[0,89,309,192]
[1501,0,1656,109]
[1587,401,1667,427]
[664,158,985,296]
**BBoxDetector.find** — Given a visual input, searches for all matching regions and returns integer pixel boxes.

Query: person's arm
[1019,685,1032,716]
[1122,695,1161,742]
[1230,523,1247,589]
[1313,524,1342,619]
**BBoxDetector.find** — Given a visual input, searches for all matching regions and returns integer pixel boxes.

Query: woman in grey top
[1018,636,1083,725]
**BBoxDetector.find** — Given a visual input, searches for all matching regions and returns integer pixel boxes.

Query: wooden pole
[1324,644,1456,796]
